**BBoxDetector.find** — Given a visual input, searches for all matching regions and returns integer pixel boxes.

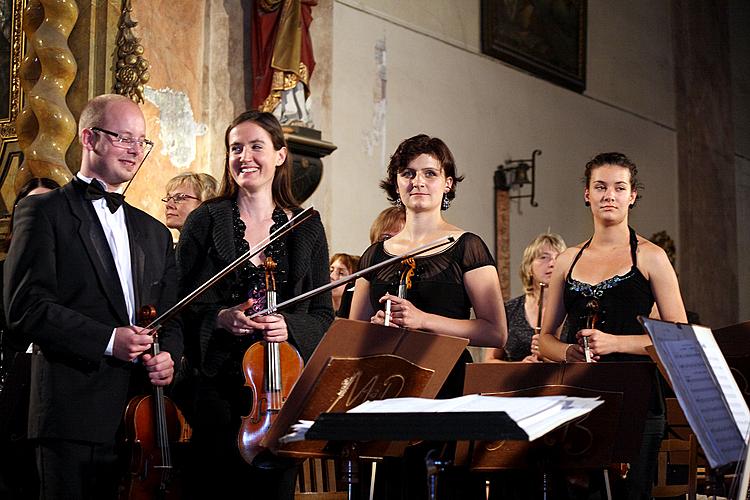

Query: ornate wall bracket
[283,125,336,202]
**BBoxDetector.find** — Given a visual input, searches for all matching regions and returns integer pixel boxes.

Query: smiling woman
[175,110,332,499]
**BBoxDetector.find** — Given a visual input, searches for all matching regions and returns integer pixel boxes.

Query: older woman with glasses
[162,172,219,232]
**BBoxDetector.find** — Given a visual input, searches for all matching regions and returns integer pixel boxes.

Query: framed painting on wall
[481,0,587,93]
[0,0,26,253]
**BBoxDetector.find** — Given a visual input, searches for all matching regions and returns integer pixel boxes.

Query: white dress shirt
[76,173,136,355]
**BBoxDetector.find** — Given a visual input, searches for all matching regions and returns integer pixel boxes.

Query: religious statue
[251,0,317,127]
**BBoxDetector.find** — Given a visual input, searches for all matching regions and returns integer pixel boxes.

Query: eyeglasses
[161,193,200,204]
[91,127,154,151]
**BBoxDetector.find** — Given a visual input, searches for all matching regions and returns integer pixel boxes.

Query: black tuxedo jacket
[3,180,182,443]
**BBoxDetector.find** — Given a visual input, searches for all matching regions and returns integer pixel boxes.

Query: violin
[384,258,416,327]
[120,305,185,499]
[583,299,598,363]
[238,257,304,467]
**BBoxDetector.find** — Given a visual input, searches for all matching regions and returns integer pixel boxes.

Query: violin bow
[247,235,455,319]
[143,206,315,331]
[385,258,416,327]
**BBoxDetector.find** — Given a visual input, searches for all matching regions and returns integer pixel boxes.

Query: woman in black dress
[350,134,507,498]
[177,111,333,499]
[539,152,687,499]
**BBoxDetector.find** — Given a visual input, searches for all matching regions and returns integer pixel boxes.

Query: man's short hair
[78,94,136,136]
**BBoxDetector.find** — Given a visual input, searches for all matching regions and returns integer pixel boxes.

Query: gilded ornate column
[15,0,79,191]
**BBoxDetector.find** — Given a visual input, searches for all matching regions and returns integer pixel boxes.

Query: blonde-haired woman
[163,172,219,231]
[488,232,566,362]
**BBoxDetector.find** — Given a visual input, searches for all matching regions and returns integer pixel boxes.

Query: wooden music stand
[458,362,655,499]
[262,318,469,461]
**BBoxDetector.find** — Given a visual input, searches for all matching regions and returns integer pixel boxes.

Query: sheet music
[643,318,745,469]
[693,325,750,439]
[280,395,603,444]
[332,395,601,442]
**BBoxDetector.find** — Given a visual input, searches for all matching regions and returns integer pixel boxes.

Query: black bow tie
[83,179,125,213]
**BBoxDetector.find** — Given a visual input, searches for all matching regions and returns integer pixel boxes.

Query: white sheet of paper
[693,325,750,439]
[644,318,745,468]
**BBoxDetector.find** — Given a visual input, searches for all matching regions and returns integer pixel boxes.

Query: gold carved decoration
[113,0,149,103]
[0,0,25,139]
[259,61,309,113]
[15,0,77,191]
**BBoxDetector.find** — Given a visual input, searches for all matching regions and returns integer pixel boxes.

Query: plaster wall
[323,0,678,301]
[122,0,247,238]
[730,0,750,322]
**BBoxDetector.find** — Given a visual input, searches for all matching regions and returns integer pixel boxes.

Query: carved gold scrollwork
[113,0,149,103]
[15,0,77,191]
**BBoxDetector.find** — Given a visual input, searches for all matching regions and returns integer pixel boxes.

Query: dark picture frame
[481,0,587,93]
[1,0,25,251]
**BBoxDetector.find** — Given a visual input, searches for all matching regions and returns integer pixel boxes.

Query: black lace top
[359,232,495,398]
[225,202,290,358]
[563,226,654,363]
[230,202,289,311]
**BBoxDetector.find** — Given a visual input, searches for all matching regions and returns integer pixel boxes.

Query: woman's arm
[539,249,585,362]
[281,217,335,361]
[644,242,688,323]
[349,277,376,321]
[379,265,507,348]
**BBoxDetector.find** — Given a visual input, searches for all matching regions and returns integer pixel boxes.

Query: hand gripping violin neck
[238,256,304,467]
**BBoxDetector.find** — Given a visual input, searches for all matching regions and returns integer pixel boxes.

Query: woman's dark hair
[217,110,298,209]
[10,177,61,234]
[380,134,464,205]
[583,152,644,193]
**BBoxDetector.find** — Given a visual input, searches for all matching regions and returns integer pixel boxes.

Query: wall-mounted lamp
[494,149,541,207]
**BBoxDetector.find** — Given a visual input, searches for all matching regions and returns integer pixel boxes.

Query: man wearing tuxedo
[3,94,182,499]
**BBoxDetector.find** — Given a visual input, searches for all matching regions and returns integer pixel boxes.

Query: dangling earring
[441,194,450,211]
[395,197,403,208]
[585,201,590,207]
[628,203,634,209]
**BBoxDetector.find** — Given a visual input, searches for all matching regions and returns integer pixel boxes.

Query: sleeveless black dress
[564,226,664,500]
[564,226,654,359]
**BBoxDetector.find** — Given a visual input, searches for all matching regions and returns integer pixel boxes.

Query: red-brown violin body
[238,340,303,466]
[237,257,304,467]
[121,394,185,499]
[120,305,185,499]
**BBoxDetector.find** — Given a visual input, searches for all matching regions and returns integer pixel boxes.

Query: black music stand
[260,319,469,497]
[306,412,528,500]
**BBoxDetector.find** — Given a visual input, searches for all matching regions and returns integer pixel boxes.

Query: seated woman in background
[369,205,405,243]
[329,252,359,318]
[487,232,566,362]
[539,152,687,499]
[163,172,219,232]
